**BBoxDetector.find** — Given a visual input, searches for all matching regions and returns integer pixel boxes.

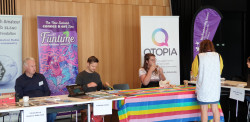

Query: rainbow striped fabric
[113,86,224,122]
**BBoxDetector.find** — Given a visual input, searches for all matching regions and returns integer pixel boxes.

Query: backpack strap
[219,54,221,62]
[197,54,199,67]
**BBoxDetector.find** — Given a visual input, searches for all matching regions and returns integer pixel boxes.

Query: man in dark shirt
[76,56,110,121]
[15,72,50,98]
[15,57,56,122]
[15,57,50,98]
[75,56,108,92]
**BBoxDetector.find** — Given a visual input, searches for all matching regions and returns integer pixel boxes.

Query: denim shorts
[197,100,219,105]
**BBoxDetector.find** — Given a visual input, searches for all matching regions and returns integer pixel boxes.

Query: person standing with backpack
[191,40,224,122]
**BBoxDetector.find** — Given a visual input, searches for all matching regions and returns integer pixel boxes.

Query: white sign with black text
[141,16,180,85]
[23,106,47,122]
[93,100,112,116]
[0,15,22,93]
[229,87,245,102]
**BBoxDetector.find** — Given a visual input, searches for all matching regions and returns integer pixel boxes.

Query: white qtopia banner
[141,16,180,85]
[0,15,22,93]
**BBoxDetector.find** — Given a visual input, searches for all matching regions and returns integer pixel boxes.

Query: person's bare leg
[200,104,208,122]
[211,104,220,122]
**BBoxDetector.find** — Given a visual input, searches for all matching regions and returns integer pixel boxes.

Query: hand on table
[105,82,111,87]
[87,82,97,87]
[105,82,114,89]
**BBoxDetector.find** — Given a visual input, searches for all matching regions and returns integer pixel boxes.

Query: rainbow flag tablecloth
[113,86,224,122]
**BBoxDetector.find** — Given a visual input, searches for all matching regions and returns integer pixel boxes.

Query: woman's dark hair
[247,56,250,62]
[199,39,215,53]
[87,56,99,63]
[142,53,155,72]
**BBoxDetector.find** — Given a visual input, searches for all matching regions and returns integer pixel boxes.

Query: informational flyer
[23,106,46,122]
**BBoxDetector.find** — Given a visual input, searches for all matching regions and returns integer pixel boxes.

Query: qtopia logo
[144,28,177,56]
[152,28,168,46]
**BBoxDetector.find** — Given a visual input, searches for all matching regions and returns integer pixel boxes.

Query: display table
[0,95,93,112]
[188,80,250,95]
[0,94,124,122]
[114,86,224,122]
[188,80,250,121]
[188,80,247,89]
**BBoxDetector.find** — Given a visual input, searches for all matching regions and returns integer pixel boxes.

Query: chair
[0,112,9,122]
[110,84,129,122]
[113,84,130,90]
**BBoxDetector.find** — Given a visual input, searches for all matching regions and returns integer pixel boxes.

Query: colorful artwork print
[37,16,78,95]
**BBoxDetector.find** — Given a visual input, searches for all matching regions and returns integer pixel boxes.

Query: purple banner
[193,8,222,59]
[37,16,78,95]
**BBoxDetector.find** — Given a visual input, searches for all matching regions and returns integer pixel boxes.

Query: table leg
[88,104,91,122]
[21,110,24,122]
[75,110,78,122]
[247,101,249,122]
[236,100,238,117]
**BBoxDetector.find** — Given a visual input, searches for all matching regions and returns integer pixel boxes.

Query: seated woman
[139,53,166,88]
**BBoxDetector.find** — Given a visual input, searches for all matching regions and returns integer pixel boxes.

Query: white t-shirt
[139,68,160,82]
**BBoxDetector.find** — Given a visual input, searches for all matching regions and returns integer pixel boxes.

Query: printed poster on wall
[37,16,78,95]
[141,16,180,85]
[0,15,22,93]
